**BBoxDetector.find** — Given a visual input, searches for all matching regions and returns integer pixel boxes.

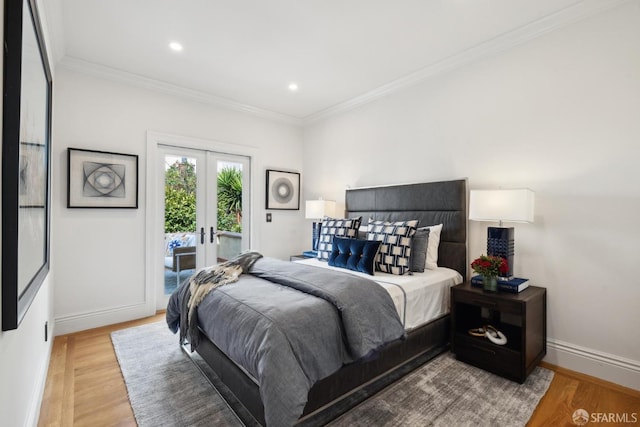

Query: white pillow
[424,223,443,270]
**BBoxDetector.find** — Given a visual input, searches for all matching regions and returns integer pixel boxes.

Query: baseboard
[54,302,155,335]
[25,337,53,427]
[545,338,640,391]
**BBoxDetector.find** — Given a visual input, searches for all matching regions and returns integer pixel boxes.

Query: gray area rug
[112,322,554,427]
[112,322,241,426]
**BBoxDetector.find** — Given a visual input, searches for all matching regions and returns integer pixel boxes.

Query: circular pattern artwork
[266,169,300,210]
[272,177,293,203]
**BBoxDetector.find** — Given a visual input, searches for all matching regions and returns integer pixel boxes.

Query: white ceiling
[45,0,620,122]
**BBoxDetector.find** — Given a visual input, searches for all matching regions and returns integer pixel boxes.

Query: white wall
[0,1,56,426]
[52,69,305,334]
[303,3,640,389]
[0,279,53,427]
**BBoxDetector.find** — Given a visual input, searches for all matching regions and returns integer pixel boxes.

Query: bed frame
[189,179,468,426]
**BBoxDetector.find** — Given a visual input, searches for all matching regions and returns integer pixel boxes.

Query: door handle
[200,227,205,244]
[210,227,216,243]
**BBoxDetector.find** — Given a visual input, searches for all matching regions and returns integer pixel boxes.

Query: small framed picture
[266,169,300,210]
[67,148,138,208]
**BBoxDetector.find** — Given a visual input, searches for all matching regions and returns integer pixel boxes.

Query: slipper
[468,327,486,337]
[484,324,507,345]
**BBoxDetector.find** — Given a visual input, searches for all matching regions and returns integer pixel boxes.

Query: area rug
[112,322,553,427]
[112,322,241,426]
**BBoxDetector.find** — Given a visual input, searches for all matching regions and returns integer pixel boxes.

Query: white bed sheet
[295,258,463,331]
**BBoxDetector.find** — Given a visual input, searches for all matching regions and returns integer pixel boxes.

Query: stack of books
[470,275,529,293]
[302,250,318,258]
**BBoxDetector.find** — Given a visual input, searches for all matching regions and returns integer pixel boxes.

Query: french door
[158,145,250,307]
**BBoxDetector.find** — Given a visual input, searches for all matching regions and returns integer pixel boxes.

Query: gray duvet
[166,257,405,427]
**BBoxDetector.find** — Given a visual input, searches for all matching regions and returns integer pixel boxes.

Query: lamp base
[487,226,514,279]
[311,222,323,251]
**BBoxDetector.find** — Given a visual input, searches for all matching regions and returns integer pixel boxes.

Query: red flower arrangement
[471,255,508,277]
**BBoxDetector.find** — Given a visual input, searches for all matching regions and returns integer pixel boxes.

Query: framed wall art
[2,0,53,330]
[266,169,300,210]
[67,148,139,208]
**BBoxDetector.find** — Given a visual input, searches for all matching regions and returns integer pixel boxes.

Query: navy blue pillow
[328,237,381,275]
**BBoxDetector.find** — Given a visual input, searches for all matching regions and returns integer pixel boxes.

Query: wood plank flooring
[38,314,162,427]
[38,313,640,426]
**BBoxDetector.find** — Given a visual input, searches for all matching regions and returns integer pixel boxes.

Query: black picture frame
[265,169,300,210]
[2,0,53,330]
[67,148,139,208]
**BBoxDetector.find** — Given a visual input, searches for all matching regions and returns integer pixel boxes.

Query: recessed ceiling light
[169,41,183,52]
[288,82,298,92]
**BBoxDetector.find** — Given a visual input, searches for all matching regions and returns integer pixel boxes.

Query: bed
[167,179,467,426]
[295,257,462,331]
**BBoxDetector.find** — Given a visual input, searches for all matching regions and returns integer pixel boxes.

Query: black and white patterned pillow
[367,219,419,275]
[316,217,362,261]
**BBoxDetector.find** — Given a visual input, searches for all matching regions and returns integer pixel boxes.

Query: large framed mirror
[2,0,53,331]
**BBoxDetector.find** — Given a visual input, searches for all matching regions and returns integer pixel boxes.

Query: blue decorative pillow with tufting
[328,237,381,275]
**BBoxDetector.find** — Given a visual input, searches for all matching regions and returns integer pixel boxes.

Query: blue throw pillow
[328,237,381,275]
[168,239,182,255]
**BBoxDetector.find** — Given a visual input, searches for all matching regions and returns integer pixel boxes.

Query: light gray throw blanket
[178,251,263,351]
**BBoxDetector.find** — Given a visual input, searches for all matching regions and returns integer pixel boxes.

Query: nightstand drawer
[453,290,521,315]
[454,337,521,381]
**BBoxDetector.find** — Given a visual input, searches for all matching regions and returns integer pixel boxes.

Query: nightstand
[451,282,546,383]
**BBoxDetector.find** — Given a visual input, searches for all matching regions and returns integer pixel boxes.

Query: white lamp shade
[305,199,336,219]
[469,189,534,223]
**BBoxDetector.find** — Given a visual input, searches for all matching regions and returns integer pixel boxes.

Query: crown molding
[56,0,632,128]
[302,0,634,125]
[39,0,66,65]
[58,56,303,127]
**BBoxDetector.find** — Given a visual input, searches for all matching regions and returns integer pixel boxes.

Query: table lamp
[469,189,535,280]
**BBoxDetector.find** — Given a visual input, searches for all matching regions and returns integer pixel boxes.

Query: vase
[483,275,498,292]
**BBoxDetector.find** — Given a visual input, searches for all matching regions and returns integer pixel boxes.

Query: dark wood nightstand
[451,282,546,383]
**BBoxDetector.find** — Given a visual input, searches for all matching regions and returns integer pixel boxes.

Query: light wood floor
[38,313,640,427]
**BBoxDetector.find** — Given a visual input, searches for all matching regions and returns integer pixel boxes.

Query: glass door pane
[209,154,250,264]
[162,152,202,297]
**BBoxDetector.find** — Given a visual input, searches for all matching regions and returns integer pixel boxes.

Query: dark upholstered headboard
[345,179,468,278]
